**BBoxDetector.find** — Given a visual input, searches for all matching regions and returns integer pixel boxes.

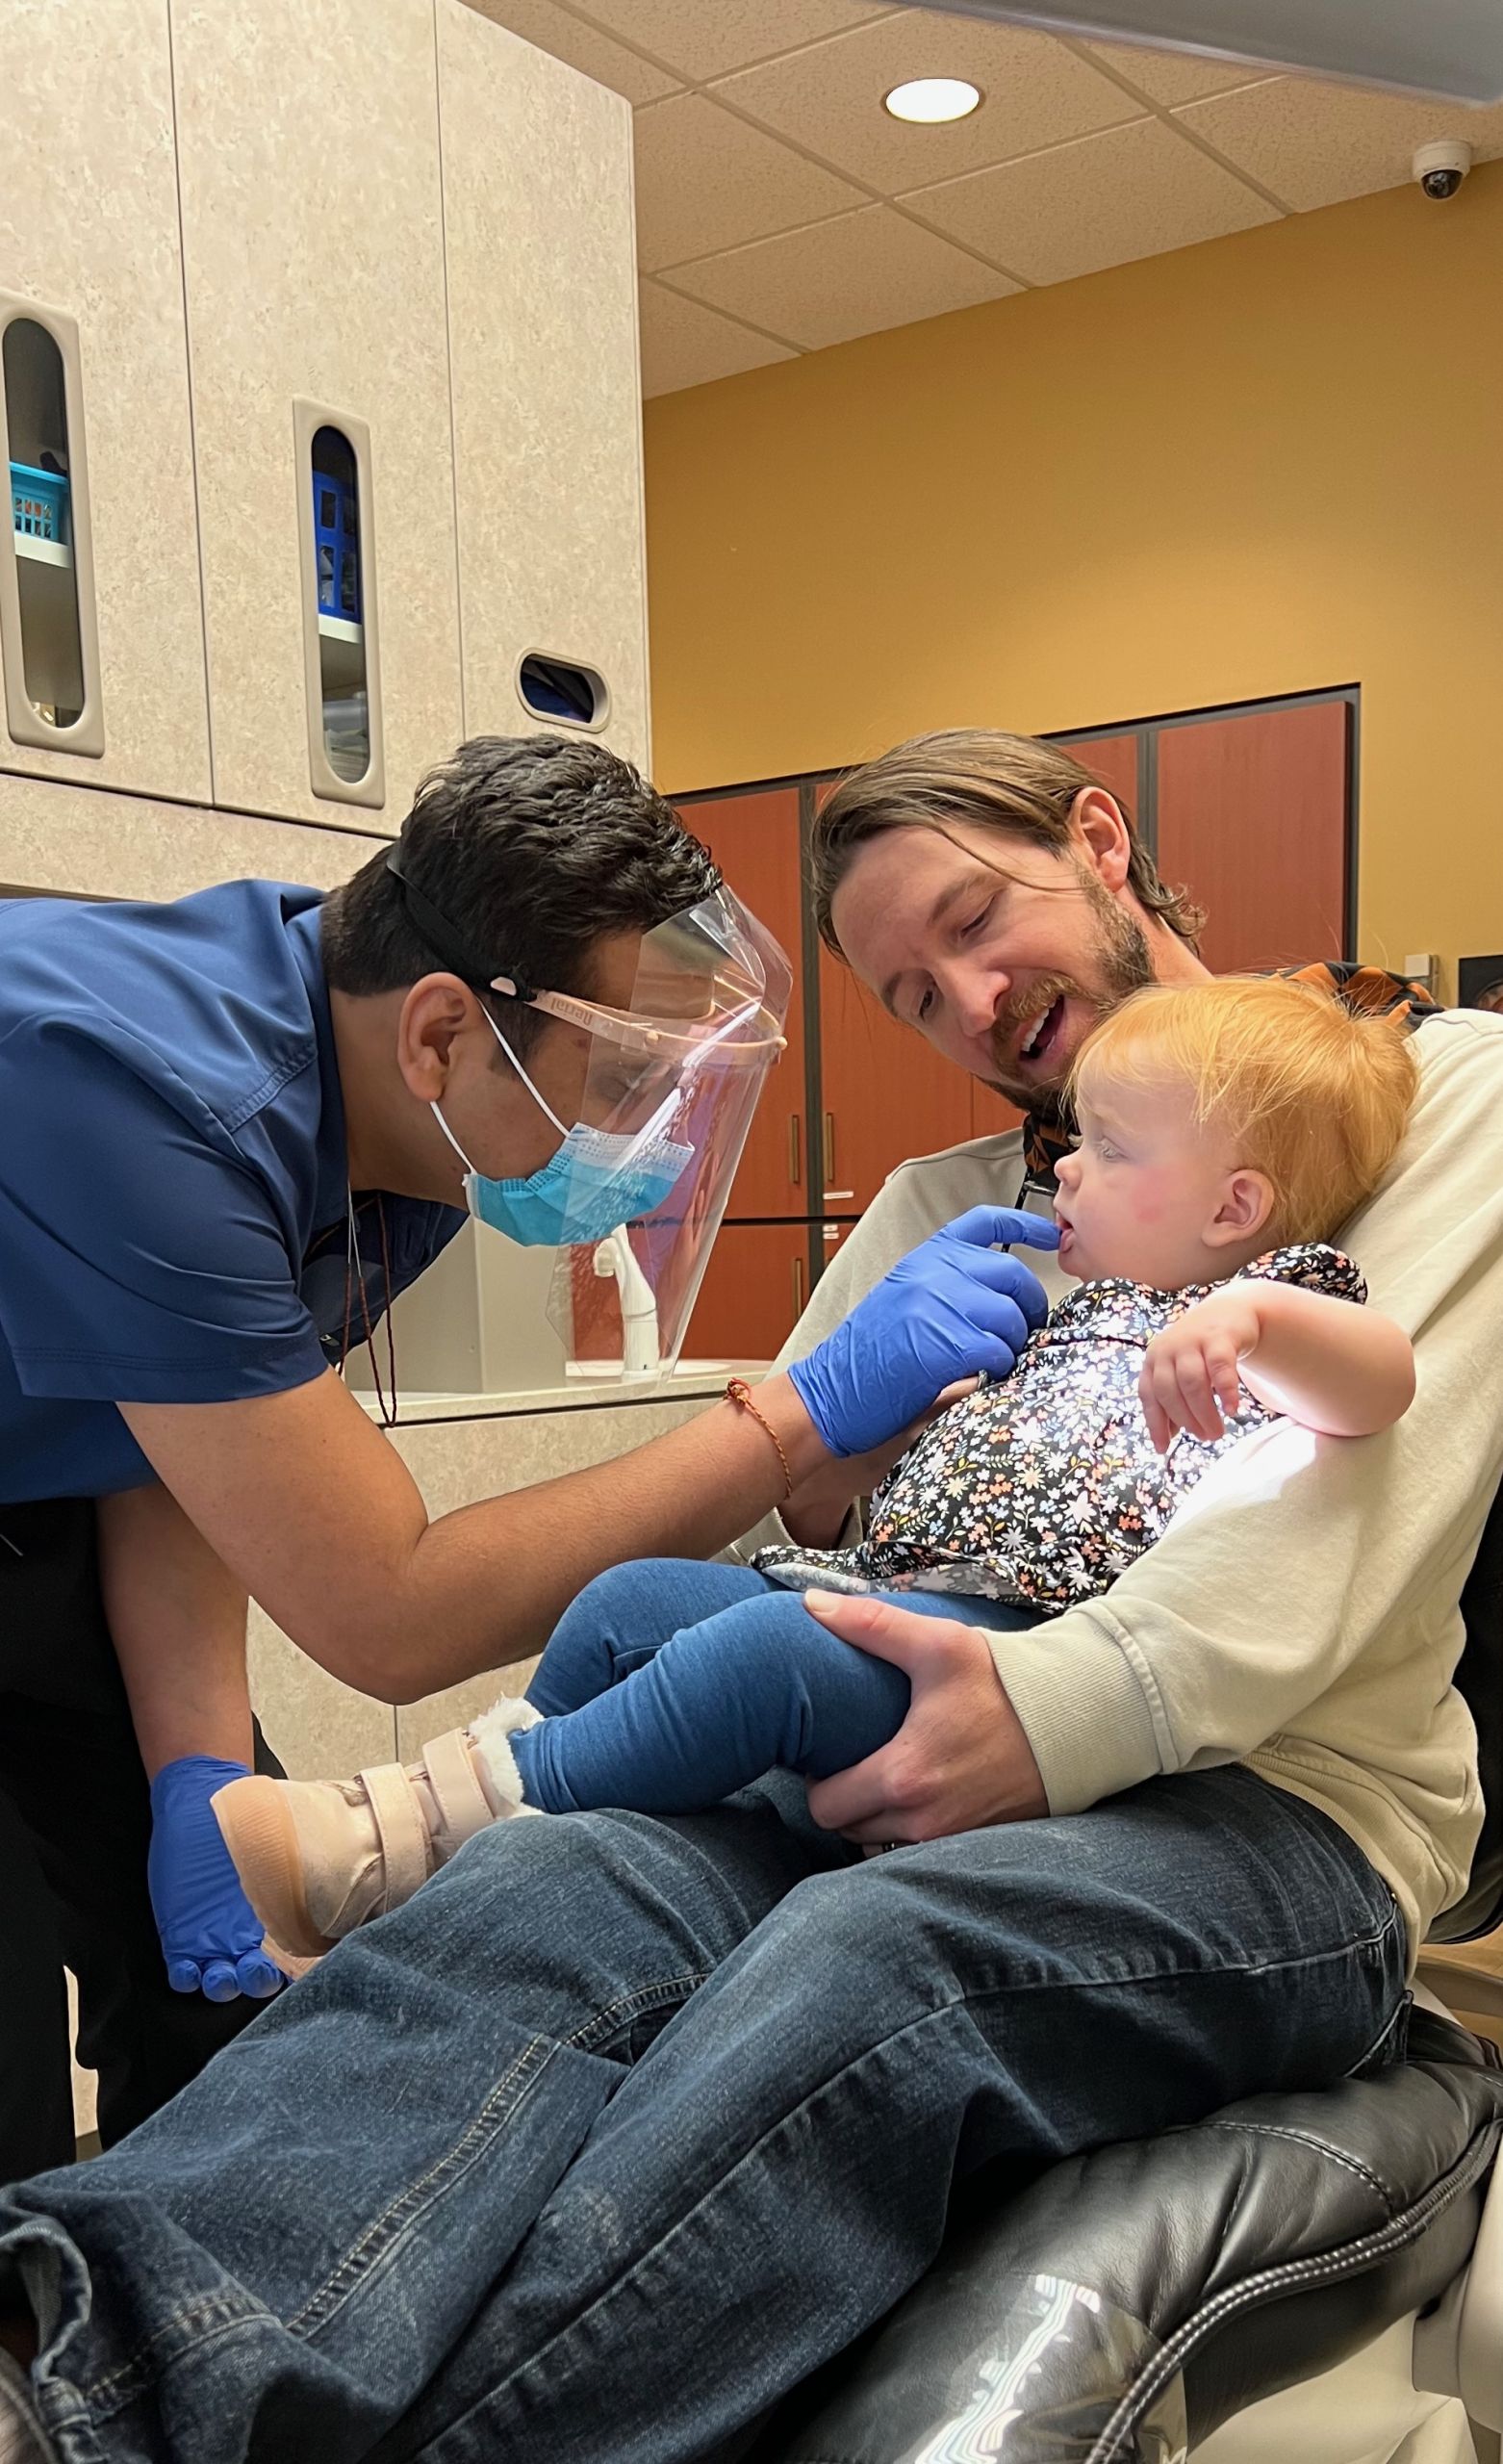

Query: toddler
[215,977,1418,1958]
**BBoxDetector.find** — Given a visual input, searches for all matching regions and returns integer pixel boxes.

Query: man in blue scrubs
[0,732,1045,2184]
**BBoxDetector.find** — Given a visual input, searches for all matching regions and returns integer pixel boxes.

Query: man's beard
[982,875,1156,1111]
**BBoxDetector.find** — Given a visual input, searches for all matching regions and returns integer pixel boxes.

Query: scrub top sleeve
[0,1030,329,1405]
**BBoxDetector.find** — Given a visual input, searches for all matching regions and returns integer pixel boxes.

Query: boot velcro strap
[420,1727,496,1850]
[357,1761,430,1907]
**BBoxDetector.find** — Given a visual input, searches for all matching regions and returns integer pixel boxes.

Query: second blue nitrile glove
[789,1204,1060,1458]
[148,1756,288,2003]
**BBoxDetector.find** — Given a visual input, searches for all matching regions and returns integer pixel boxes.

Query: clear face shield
[385,847,792,1382]
[537,891,792,1379]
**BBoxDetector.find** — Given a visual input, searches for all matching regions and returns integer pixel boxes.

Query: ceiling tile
[904,116,1279,287]
[635,92,866,270]
[1175,77,1503,213]
[638,280,798,396]
[1079,39,1282,107]
[462,0,683,101]
[575,0,897,83]
[664,205,1021,349]
[714,13,1143,192]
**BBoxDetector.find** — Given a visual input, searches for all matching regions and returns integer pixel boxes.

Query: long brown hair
[810,729,1204,957]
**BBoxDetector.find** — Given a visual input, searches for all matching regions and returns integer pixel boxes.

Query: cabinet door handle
[792,1255,807,1319]
[788,1113,802,1186]
[823,1112,836,1186]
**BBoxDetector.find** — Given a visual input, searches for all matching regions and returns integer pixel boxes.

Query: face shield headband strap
[384,847,538,1006]
[385,843,776,1063]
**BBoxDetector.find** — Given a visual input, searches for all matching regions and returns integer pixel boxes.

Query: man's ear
[1071,788,1133,896]
[1205,1168,1277,1251]
[395,974,475,1104]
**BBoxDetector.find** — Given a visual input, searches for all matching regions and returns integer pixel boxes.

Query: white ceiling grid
[463,0,1503,391]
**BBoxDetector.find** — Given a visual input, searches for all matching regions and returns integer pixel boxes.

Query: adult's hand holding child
[801,1591,1049,1844]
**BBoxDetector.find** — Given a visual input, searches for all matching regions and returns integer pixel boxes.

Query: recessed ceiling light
[882,76,982,123]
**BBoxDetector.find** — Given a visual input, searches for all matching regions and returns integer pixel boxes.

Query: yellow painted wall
[645,167,1503,990]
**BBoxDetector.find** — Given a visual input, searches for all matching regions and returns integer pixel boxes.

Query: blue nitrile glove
[789,1205,1060,1459]
[147,1756,287,2003]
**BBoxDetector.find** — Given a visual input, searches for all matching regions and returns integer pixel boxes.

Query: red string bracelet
[726,1376,794,1499]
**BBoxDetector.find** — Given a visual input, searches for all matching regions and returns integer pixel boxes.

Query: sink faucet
[593,1230,661,1380]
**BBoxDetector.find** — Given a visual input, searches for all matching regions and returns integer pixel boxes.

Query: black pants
[0,1498,281,2185]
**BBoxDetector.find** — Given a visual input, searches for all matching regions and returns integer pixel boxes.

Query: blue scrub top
[0,880,464,1504]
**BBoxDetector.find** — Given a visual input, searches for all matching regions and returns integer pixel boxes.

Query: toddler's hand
[1139,1289,1264,1452]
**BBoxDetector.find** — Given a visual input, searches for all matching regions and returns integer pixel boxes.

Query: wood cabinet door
[1156,703,1350,975]
[679,788,807,1219]
[686,1222,811,1365]
[818,945,976,1213]
[1062,731,1140,821]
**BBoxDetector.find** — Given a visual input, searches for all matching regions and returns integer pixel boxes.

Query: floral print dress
[757,1243,1365,1614]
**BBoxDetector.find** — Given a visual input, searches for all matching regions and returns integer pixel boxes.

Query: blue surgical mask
[431,1010,694,1249]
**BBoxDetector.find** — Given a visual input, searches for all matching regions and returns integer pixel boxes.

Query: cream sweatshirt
[735,1009,1503,1961]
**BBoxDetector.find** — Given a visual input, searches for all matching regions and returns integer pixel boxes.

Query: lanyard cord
[342,1192,399,1427]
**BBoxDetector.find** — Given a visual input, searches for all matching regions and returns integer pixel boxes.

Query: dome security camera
[1414,139,1473,200]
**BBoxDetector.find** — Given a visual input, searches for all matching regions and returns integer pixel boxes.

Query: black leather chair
[754,1487,1503,2464]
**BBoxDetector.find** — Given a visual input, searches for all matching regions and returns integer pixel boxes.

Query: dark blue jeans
[0,1740,1406,2462]
[515,1560,1032,1812]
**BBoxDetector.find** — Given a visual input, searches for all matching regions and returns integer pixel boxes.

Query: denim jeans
[515,1558,1034,1812]
[0,1762,1406,2464]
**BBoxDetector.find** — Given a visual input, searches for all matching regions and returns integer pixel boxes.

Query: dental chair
[756,1483,1503,2464]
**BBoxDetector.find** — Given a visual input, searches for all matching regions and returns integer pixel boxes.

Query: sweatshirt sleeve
[983,1012,1503,1812]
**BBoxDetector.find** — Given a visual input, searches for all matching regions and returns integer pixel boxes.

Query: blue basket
[313,468,361,624]
[11,461,69,547]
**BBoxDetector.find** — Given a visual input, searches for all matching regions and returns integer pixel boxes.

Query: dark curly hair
[322,735,719,1052]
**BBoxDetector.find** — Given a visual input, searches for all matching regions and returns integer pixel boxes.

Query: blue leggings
[511,1558,1032,1816]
